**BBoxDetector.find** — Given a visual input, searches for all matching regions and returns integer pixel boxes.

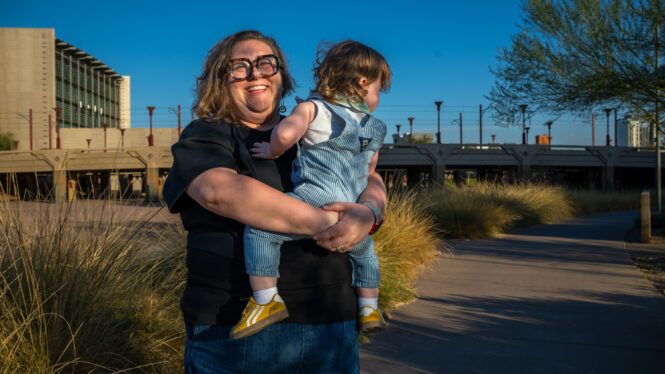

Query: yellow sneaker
[230,294,289,339]
[359,306,387,333]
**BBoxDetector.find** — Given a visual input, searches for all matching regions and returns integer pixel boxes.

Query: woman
[162,30,386,373]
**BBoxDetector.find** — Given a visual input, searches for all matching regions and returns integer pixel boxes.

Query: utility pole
[147,106,155,146]
[435,101,442,144]
[655,22,661,212]
[604,108,612,146]
[519,104,527,145]
[170,105,183,137]
[459,112,463,144]
[592,112,595,146]
[479,104,483,145]
[614,108,618,147]
[178,104,182,137]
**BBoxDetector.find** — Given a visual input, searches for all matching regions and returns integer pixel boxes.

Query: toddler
[230,40,390,339]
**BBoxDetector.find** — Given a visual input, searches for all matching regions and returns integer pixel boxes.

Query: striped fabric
[243,98,386,289]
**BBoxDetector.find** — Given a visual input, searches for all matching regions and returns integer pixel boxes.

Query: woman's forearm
[186,167,335,235]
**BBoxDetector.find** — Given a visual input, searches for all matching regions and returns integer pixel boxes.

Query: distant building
[0,28,131,151]
[617,116,652,147]
[394,132,434,144]
[535,135,551,145]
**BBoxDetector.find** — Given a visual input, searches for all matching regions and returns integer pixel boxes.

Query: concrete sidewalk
[360,210,665,374]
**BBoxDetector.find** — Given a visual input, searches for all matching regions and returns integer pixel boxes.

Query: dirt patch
[631,255,665,297]
[625,227,665,296]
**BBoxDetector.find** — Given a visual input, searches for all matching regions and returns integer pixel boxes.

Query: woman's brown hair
[194,30,295,123]
[313,40,391,104]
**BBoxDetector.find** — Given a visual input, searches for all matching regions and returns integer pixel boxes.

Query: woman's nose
[247,65,262,80]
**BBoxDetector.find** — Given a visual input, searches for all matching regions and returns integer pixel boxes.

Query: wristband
[361,202,383,235]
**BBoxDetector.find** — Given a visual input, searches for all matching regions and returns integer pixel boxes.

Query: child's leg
[347,236,380,289]
[249,275,278,304]
[231,226,302,339]
[347,236,385,332]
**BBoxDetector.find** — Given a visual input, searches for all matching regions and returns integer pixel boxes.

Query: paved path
[360,210,665,374]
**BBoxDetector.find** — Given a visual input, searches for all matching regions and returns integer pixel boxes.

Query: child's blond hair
[313,41,391,104]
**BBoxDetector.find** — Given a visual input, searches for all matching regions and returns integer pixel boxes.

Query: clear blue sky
[1,0,605,145]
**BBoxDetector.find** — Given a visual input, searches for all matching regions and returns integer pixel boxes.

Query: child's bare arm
[250,102,316,159]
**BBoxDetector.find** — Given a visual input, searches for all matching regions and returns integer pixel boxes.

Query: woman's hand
[312,202,375,253]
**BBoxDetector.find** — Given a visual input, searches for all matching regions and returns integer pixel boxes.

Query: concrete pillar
[520,164,531,181]
[603,166,615,192]
[145,166,159,201]
[406,167,420,188]
[53,170,67,203]
[434,163,445,185]
[641,191,651,243]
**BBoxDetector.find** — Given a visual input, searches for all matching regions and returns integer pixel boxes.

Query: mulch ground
[625,227,665,297]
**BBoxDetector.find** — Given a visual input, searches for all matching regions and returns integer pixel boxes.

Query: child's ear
[358,77,368,86]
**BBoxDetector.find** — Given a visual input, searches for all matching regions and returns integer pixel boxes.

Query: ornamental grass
[419,182,575,239]
[374,188,444,313]
[0,196,186,373]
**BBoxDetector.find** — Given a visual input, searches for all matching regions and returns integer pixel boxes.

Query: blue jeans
[184,320,359,374]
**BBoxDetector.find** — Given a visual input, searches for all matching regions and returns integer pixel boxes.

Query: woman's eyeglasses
[226,54,280,81]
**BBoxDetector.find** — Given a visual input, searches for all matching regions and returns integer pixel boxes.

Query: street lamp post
[408,117,414,139]
[525,126,531,145]
[519,104,527,145]
[395,124,401,143]
[604,108,612,146]
[491,134,496,144]
[120,128,126,148]
[147,106,155,146]
[435,101,442,144]
[86,138,91,151]
[546,121,553,150]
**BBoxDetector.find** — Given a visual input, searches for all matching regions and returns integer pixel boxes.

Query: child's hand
[250,142,277,159]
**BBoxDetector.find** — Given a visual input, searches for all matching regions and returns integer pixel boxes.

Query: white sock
[358,297,378,311]
[254,287,278,304]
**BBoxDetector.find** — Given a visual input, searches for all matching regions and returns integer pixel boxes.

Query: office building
[0,28,130,151]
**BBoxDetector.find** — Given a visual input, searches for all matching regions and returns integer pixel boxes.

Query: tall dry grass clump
[374,189,444,313]
[567,190,641,216]
[0,197,186,373]
[419,182,575,239]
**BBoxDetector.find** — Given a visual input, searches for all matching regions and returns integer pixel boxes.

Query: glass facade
[54,40,122,129]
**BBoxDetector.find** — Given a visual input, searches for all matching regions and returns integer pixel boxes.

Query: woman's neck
[240,110,280,130]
